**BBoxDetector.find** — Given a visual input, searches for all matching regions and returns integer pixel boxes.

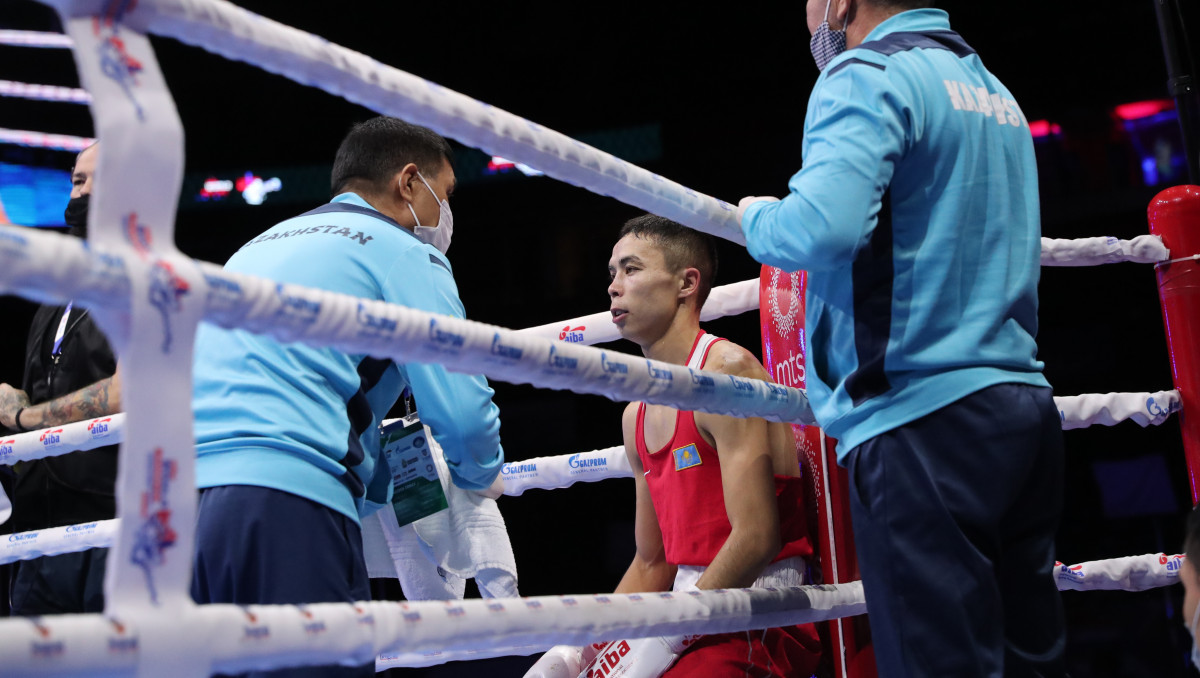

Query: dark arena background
[1,1,1198,676]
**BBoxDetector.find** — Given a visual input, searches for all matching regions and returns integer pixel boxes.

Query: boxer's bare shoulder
[701,340,773,382]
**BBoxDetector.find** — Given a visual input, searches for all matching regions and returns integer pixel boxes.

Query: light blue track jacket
[193,193,504,522]
[742,9,1049,456]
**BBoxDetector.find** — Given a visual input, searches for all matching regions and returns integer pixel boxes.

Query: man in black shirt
[0,142,123,614]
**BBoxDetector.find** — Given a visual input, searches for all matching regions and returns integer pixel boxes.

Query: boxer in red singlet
[526,215,822,678]
[608,215,821,677]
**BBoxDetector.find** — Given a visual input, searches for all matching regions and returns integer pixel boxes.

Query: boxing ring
[0,0,1196,675]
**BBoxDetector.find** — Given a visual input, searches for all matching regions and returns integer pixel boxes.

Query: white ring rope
[521,235,1171,348]
[0,79,92,104]
[0,226,815,424]
[518,279,760,346]
[499,446,630,495]
[85,0,745,245]
[1057,390,1181,430]
[0,511,1181,595]
[0,29,74,48]
[0,128,95,152]
[0,414,123,465]
[0,583,868,676]
[1055,553,1184,592]
[0,547,1181,673]
[0,389,1181,471]
[1,519,119,565]
[1040,235,1169,266]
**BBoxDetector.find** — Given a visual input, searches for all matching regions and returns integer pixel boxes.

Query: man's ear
[834,0,853,29]
[679,267,702,300]
[393,162,421,203]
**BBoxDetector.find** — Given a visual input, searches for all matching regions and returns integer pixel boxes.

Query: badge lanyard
[50,301,74,364]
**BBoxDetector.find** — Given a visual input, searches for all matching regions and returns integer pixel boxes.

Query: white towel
[0,483,10,525]
[362,423,518,599]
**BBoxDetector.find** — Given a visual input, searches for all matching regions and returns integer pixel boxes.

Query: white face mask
[1188,600,1200,670]
[405,171,454,255]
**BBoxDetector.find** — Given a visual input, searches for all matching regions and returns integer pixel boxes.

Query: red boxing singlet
[635,332,813,567]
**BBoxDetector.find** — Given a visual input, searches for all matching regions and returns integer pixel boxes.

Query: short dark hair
[619,214,719,307]
[330,117,453,196]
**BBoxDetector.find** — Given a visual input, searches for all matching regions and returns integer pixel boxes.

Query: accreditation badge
[381,414,448,526]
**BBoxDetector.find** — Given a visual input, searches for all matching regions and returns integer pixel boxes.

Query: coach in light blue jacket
[191,118,502,678]
[738,2,1064,676]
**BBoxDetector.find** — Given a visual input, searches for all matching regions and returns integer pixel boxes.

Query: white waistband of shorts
[674,556,808,592]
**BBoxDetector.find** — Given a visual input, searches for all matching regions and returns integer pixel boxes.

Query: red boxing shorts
[665,624,821,678]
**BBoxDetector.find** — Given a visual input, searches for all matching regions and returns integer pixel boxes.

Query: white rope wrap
[1040,235,1169,266]
[0,128,95,152]
[0,79,91,104]
[518,280,760,346]
[0,414,123,465]
[0,29,74,48]
[0,546,1181,671]
[1057,390,1181,430]
[0,519,118,565]
[0,583,867,676]
[3,387,1181,471]
[0,226,815,425]
[1055,553,1183,592]
[500,447,630,496]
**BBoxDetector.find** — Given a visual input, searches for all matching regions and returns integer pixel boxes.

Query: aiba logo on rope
[94,0,146,120]
[1054,561,1085,584]
[106,619,137,654]
[40,429,64,448]
[131,447,178,606]
[1161,554,1185,573]
[28,617,63,658]
[0,439,15,459]
[88,417,113,439]
[559,325,586,343]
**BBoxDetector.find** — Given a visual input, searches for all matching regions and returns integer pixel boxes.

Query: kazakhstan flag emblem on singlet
[672,443,702,471]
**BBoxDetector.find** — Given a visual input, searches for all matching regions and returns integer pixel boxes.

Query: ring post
[1148,185,1200,502]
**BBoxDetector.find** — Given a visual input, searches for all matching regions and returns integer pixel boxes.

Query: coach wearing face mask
[0,141,124,616]
[735,2,1063,677]
[190,116,503,678]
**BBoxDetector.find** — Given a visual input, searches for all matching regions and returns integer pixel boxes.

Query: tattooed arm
[0,368,121,431]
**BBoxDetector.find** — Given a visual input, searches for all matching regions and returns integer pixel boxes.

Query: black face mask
[63,194,89,238]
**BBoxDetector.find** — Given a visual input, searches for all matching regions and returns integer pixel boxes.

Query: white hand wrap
[524,644,583,678]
